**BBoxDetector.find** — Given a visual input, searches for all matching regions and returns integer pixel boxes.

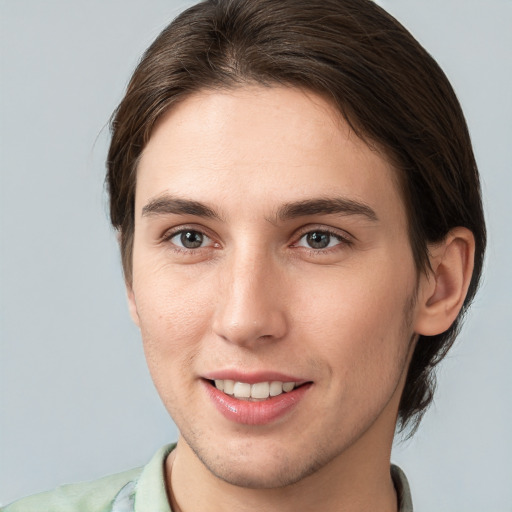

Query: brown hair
[107,0,486,432]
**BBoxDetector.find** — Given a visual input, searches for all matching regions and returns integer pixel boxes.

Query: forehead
[136,86,405,226]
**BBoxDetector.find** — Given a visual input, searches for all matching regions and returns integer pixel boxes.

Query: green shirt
[2,444,413,511]
[2,445,174,512]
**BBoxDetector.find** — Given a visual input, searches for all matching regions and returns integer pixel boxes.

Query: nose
[212,248,288,347]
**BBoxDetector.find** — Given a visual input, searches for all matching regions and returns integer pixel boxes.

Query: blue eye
[170,230,211,249]
[297,231,344,249]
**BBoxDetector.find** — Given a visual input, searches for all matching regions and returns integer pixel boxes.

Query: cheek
[133,271,216,416]
[132,265,215,367]
[293,262,415,380]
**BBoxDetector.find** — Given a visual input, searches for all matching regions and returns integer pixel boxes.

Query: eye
[296,230,346,250]
[169,229,212,249]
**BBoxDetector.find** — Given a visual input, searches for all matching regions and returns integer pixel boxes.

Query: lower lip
[203,380,312,425]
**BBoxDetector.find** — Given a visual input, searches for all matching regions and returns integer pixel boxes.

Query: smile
[203,378,312,425]
[212,379,297,400]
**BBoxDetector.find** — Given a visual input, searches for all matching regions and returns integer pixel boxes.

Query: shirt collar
[134,444,175,512]
[391,464,414,512]
[117,445,413,512]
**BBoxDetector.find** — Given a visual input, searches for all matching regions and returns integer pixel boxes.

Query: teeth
[251,382,270,399]
[270,381,284,396]
[233,382,251,398]
[223,380,235,395]
[282,382,295,392]
[213,379,297,399]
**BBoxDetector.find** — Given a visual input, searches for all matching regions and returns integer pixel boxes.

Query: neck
[166,416,398,512]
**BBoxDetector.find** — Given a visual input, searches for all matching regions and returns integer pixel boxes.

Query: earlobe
[126,282,141,327]
[414,227,475,336]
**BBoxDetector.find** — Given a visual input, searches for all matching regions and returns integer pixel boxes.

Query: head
[107,0,485,442]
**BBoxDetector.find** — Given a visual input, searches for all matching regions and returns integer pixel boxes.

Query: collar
[112,446,413,512]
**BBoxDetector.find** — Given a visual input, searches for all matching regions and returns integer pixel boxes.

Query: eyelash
[161,225,353,257]
[161,226,217,254]
[292,228,353,254]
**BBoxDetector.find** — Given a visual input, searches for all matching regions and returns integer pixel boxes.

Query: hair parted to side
[107,0,486,432]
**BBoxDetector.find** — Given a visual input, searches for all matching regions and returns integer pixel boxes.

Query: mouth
[208,379,302,401]
[203,378,312,425]
[202,372,312,424]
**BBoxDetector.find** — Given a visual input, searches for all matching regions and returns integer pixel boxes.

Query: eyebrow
[141,194,378,223]
[276,197,378,222]
[141,195,222,220]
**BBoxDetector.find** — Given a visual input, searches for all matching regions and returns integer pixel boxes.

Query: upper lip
[202,370,309,385]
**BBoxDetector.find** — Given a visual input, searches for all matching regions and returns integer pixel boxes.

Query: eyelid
[161,224,219,248]
[159,223,353,252]
[291,225,354,245]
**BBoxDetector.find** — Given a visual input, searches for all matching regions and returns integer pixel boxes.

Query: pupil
[307,232,329,249]
[181,231,203,248]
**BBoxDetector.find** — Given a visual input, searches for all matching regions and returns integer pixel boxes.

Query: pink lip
[202,379,312,425]
[202,370,306,385]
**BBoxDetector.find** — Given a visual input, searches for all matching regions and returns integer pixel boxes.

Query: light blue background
[1,0,511,509]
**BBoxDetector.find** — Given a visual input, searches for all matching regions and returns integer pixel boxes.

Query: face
[129,86,425,488]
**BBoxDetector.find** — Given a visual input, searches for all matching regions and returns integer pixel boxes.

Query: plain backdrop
[1,0,511,509]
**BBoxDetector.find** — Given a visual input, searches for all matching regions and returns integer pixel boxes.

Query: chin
[208,460,320,490]
[187,435,331,490]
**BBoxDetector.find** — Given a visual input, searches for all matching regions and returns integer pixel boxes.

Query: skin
[127,86,474,512]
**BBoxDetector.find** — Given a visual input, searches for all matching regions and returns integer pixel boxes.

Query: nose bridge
[213,243,287,346]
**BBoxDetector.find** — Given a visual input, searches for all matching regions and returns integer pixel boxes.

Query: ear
[414,227,475,336]
[125,281,141,327]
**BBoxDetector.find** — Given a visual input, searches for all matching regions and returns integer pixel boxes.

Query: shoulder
[1,444,176,512]
[1,466,142,512]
